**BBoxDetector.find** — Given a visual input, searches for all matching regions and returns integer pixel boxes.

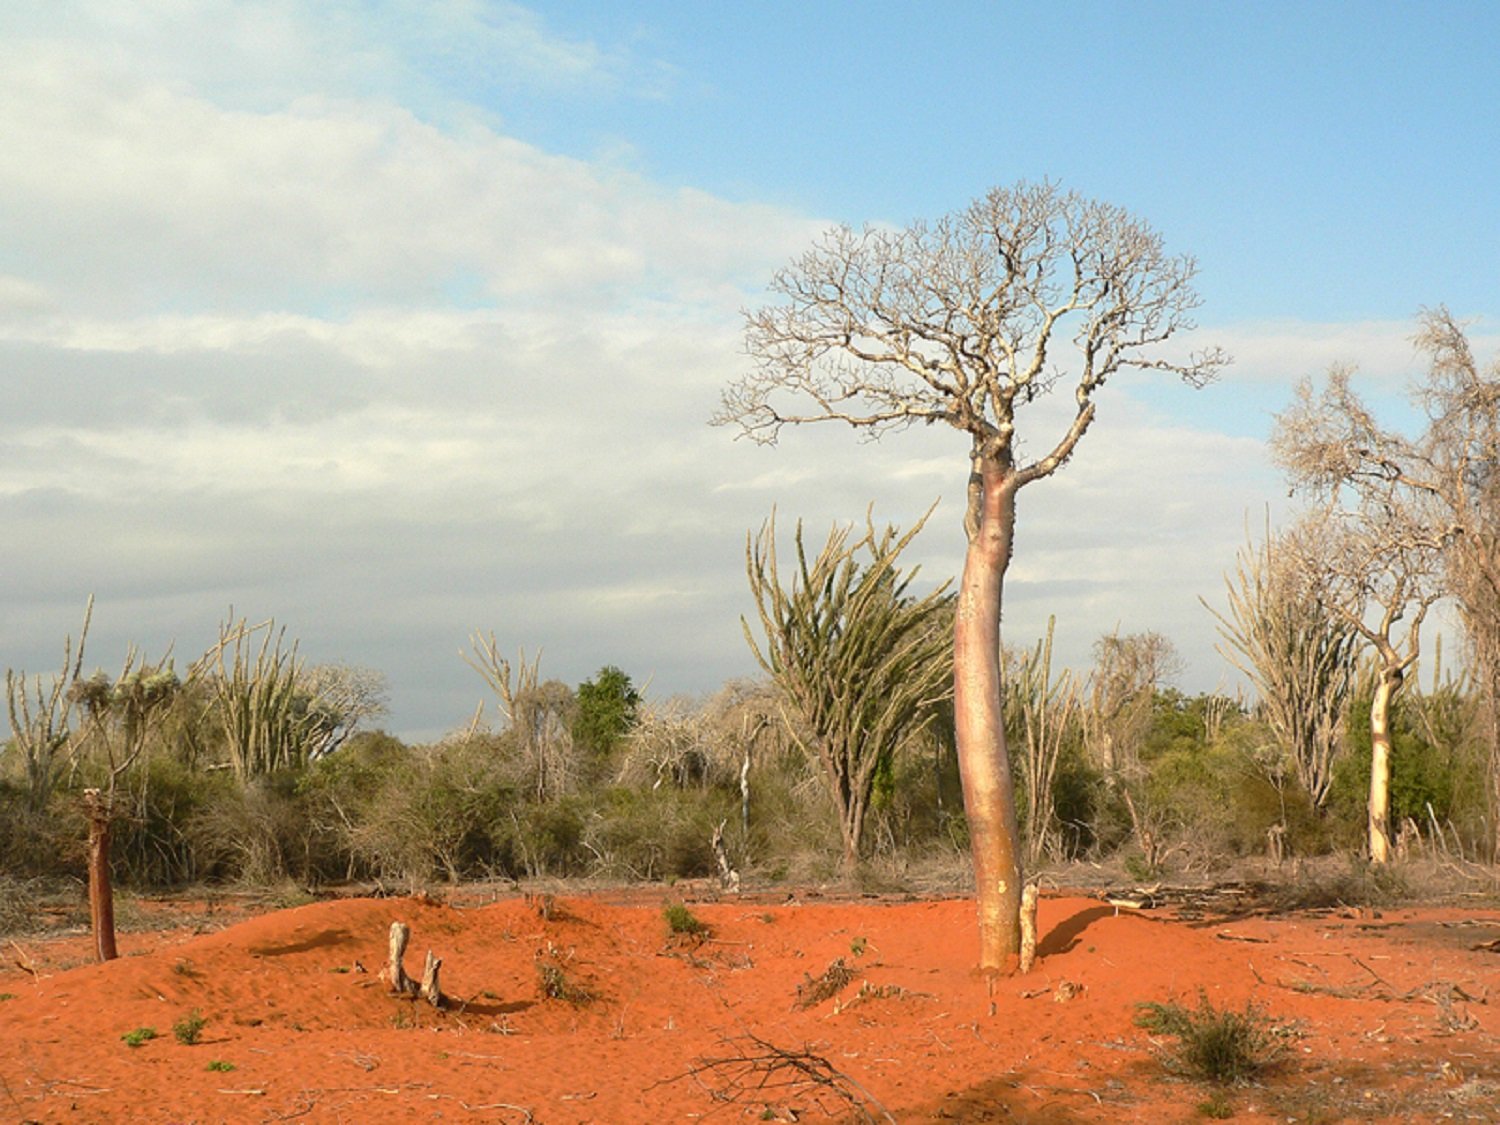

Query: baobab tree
[716,182,1225,970]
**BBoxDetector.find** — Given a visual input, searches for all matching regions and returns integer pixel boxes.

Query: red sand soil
[2,887,1499,1123]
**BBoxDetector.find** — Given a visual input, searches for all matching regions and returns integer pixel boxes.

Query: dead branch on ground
[661,1031,896,1123]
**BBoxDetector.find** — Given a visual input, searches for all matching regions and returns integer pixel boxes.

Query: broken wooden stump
[382,920,446,1008]
[1018,884,1039,974]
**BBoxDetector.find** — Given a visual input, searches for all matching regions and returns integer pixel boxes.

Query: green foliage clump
[572,665,640,760]
[121,1026,159,1048]
[663,902,709,937]
[173,1009,208,1045]
[206,1059,235,1072]
[1135,991,1289,1084]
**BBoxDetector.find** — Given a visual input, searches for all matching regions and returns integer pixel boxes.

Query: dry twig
[661,1031,896,1123]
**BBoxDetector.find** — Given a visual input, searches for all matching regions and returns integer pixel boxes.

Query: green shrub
[121,1027,159,1048]
[1135,991,1289,1084]
[663,902,709,937]
[173,1009,208,1045]
[206,1060,235,1072]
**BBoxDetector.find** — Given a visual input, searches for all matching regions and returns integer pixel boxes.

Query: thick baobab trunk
[954,463,1023,972]
[82,788,118,962]
[1367,670,1401,864]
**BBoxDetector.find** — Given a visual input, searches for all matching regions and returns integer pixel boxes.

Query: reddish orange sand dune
[3,891,1498,1122]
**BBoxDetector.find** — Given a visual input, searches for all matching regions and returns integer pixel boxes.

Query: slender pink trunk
[954,462,1023,972]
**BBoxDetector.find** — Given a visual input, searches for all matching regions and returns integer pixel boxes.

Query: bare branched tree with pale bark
[1272,373,1446,863]
[1409,310,1500,857]
[717,181,1225,970]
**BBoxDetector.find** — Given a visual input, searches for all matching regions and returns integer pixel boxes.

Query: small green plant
[0,993,16,1002]
[1196,1091,1235,1118]
[121,1026,159,1048]
[1135,990,1288,1084]
[206,1060,235,1073]
[171,960,197,977]
[173,1009,208,1045]
[663,902,709,938]
[849,935,867,957]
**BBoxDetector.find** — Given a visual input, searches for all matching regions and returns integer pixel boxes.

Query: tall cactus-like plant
[744,505,954,871]
[196,617,319,779]
[1205,524,1359,810]
[4,597,92,811]
[1005,617,1081,867]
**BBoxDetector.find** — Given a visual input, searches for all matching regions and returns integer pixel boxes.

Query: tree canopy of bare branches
[718,182,1223,970]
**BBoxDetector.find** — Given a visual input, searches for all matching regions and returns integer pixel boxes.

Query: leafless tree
[717,182,1224,970]
[1408,310,1500,857]
[1203,523,1358,808]
[464,638,576,801]
[744,507,954,872]
[1082,630,1182,869]
[1083,630,1181,775]
[300,663,390,759]
[1272,375,1447,862]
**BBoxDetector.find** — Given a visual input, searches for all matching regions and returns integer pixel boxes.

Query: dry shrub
[795,957,857,1009]
[1135,990,1292,1084]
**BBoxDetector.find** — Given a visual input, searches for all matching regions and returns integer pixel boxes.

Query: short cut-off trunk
[83,788,118,962]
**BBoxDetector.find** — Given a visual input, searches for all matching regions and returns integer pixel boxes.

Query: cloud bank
[1,3,1431,737]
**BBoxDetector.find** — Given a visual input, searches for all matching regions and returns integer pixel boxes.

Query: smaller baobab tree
[718,181,1225,969]
[68,650,182,960]
[1272,370,1447,862]
[744,507,954,872]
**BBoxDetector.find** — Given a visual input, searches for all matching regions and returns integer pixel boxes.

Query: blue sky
[1,1,1495,738]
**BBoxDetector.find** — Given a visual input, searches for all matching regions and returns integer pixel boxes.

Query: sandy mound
[3,889,1498,1122]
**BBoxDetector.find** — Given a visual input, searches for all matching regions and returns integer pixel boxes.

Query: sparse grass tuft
[206,1059,235,1072]
[121,1026,159,1048]
[1135,990,1289,1084]
[1196,1091,1236,1118]
[173,1009,208,1045]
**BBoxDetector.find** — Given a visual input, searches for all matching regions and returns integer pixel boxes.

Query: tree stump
[420,950,445,1008]
[383,920,446,1008]
[1018,884,1039,975]
[384,921,418,997]
[82,788,118,962]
